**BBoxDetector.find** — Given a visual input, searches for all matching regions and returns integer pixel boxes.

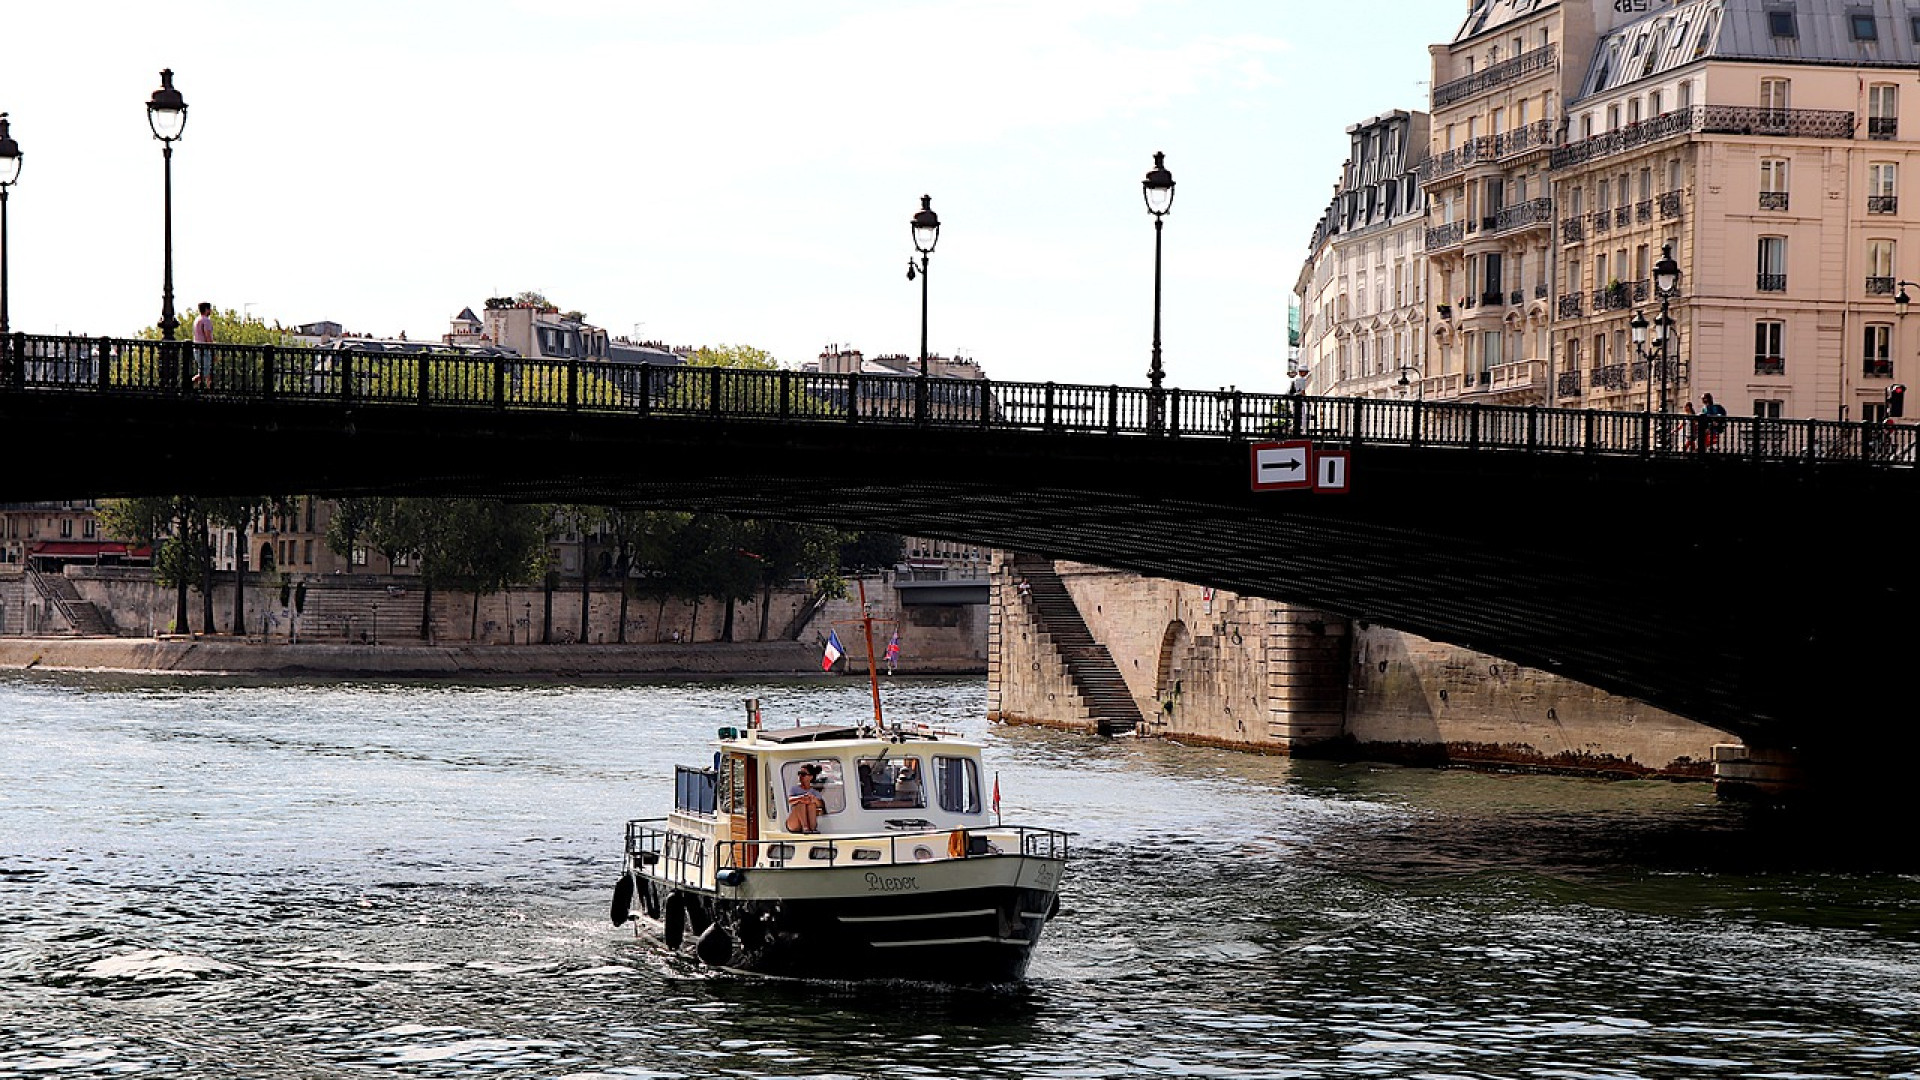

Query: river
[1,672,1916,1078]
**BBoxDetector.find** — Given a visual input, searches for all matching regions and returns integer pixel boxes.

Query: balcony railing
[1481,291,1507,308]
[1870,116,1897,140]
[1556,369,1583,397]
[1636,199,1653,223]
[1494,119,1556,160]
[1557,294,1584,318]
[1551,105,1856,169]
[1759,191,1789,211]
[1561,216,1585,242]
[1658,190,1684,219]
[1432,45,1558,107]
[1591,363,1630,390]
[1866,358,1895,378]
[1535,282,1550,299]
[1426,220,1466,250]
[1591,281,1645,311]
[1417,135,1496,183]
[1870,195,1898,214]
[1615,205,1631,227]
[1591,210,1612,234]
[1758,273,1788,292]
[1867,276,1897,296]
[1492,197,1554,233]
[1755,355,1786,376]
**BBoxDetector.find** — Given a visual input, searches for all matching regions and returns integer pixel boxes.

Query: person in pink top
[191,301,214,389]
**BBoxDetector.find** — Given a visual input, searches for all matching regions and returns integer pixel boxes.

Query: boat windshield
[933,755,984,814]
[780,758,848,815]
[858,755,925,810]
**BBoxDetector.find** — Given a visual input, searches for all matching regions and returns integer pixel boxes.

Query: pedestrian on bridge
[191,301,214,390]
[1700,393,1728,450]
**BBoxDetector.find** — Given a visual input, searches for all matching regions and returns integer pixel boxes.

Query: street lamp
[1652,243,1682,419]
[1396,365,1423,400]
[1893,280,1920,318]
[0,112,22,376]
[147,69,188,391]
[1143,151,1175,432]
[907,194,939,377]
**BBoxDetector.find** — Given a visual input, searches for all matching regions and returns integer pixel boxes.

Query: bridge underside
[6,392,1907,757]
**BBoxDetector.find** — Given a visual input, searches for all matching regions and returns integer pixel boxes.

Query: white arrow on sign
[1250,440,1313,491]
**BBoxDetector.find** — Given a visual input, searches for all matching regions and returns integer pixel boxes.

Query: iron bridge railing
[3,331,1915,468]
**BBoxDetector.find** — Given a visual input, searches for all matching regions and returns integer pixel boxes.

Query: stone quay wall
[990,560,1728,778]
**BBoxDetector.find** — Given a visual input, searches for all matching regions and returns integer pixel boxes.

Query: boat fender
[948,830,967,859]
[610,873,635,927]
[695,922,733,967]
[663,891,687,950]
[686,899,713,936]
[641,879,662,920]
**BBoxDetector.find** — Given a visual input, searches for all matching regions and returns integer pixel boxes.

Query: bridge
[3,331,1915,766]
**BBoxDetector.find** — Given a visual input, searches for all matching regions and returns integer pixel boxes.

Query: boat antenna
[859,577,885,731]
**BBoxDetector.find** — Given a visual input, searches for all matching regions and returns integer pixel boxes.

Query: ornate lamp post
[1396,365,1423,401]
[1142,151,1175,432]
[147,69,188,390]
[0,112,22,379]
[1653,243,1681,417]
[907,195,940,377]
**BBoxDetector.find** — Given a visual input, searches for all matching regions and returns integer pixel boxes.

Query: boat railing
[715,825,1070,871]
[626,818,707,887]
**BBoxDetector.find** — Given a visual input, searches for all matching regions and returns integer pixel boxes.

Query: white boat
[610,700,1070,983]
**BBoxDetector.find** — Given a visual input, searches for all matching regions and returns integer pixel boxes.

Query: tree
[744,520,847,640]
[98,497,194,634]
[204,495,292,636]
[688,344,778,370]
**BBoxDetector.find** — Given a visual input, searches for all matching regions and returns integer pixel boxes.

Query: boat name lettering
[864,872,919,892]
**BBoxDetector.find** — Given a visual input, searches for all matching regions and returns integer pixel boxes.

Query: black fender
[663,891,687,950]
[610,873,635,927]
[641,878,661,920]
[686,898,713,936]
[695,921,733,967]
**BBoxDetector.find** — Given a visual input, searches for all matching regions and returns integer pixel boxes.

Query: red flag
[992,773,1001,818]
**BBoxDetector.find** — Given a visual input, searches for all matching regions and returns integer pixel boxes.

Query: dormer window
[1768,9,1797,38]
[1850,10,1878,41]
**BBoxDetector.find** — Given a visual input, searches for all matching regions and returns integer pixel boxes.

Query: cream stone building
[1295,110,1432,398]
[1551,0,1920,423]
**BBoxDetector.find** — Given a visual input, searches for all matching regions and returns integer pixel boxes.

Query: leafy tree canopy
[136,307,297,347]
[689,344,778,370]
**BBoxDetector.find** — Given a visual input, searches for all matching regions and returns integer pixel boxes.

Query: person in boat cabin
[786,765,826,833]
[893,759,923,805]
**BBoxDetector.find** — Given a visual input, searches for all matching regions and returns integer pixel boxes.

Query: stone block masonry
[991,558,1732,778]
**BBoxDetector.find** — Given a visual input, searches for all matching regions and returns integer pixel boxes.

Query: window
[1755,320,1786,374]
[1761,78,1791,114]
[1607,103,1622,130]
[858,755,925,810]
[1758,236,1787,291]
[1868,238,1896,294]
[932,755,982,814]
[1629,98,1643,124]
[1850,10,1878,41]
[1651,90,1664,115]
[1754,399,1784,419]
[1679,80,1693,109]
[1760,157,1790,211]
[1865,323,1894,377]
[1870,85,1898,138]
[1768,9,1797,38]
[781,759,848,816]
[60,519,73,539]
[1912,14,1920,41]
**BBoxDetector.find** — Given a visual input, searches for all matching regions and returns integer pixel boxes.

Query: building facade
[1296,110,1433,398]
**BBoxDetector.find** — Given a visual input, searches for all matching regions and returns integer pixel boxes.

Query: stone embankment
[0,637,822,677]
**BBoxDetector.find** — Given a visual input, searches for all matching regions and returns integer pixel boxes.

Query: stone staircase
[1009,556,1143,735]
[28,570,114,636]
[266,579,429,644]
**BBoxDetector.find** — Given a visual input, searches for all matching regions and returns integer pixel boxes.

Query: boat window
[858,755,925,810]
[780,758,847,815]
[719,756,748,815]
[674,765,717,815]
[933,755,982,814]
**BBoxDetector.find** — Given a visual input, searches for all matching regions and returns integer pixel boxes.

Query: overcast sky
[3,1,1459,392]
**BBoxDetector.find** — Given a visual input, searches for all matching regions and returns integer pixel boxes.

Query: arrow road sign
[1250,440,1313,491]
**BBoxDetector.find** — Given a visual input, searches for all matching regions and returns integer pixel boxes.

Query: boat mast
[858,578,884,731]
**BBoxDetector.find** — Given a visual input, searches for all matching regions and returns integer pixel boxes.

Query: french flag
[822,630,845,671]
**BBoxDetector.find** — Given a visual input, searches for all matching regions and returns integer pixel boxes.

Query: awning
[28,540,153,558]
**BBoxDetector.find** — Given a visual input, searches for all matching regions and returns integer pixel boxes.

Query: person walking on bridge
[190,301,214,390]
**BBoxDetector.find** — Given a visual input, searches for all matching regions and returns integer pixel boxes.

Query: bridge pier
[1710,743,1807,802]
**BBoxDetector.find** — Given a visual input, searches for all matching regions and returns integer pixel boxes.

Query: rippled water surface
[3,672,1917,1079]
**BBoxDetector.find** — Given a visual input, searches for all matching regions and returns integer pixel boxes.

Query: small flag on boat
[885,632,900,663]
[992,772,1001,818]
[822,630,845,671]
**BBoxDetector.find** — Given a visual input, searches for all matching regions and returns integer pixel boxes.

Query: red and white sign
[1314,450,1350,493]
[1250,440,1313,491]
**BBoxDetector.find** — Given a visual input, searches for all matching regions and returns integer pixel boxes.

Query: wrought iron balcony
[1868,276,1897,296]
[1481,291,1507,308]
[1759,191,1789,212]
[1870,116,1898,140]
[1555,369,1583,397]
[1535,282,1549,299]
[1636,199,1653,223]
[1550,106,1856,169]
[1426,221,1466,250]
[1510,290,1525,306]
[1866,358,1895,377]
[1557,294,1584,318]
[1755,355,1786,376]
[1757,273,1787,293]
[1432,45,1558,108]
[1592,283,1638,311]
[1658,191,1684,219]
[1591,363,1630,390]
[1494,119,1556,160]
[1417,136,1496,184]
[1870,195,1898,215]
[1615,205,1631,228]
[1492,197,1553,233]
[1591,210,1612,234]
[1561,216,1585,242]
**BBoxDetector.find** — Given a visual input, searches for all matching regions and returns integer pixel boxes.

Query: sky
[2,1,1462,393]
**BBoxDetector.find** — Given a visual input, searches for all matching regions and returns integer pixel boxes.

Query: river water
[2,672,1916,1079]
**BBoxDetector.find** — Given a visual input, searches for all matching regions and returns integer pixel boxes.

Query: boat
[608,592,1070,984]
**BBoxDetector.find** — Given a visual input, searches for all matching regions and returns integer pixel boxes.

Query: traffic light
[1889,383,1907,418]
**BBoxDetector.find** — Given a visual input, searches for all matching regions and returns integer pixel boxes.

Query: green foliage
[688,344,778,370]
[838,532,904,573]
[135,307,297,347]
